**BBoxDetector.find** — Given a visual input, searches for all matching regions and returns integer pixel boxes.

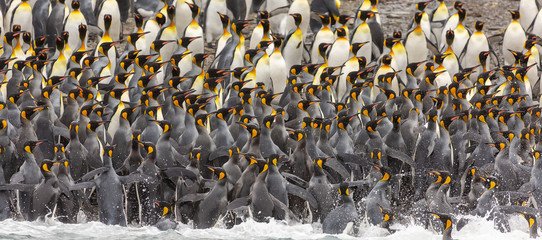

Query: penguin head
[318,43,331,57]
[108,88,131,100]
[532,151,542,162]
[138,142,155,155]
[489,141,508,151]
[338,182,350,196]
[258,11,270,20]
[427,109,438,123]
[99,41,121,55]
[77,24,88,42]
[445,30,455,45]
[262,115,275,129]
[313,157,330,169]
[416,1,431,11]
[289,129,304,142]
[115,72,134,86]
[186,103,205,117]
[297,100,317,112]
[318,14,331,25]
[232,20,251,34]
[12,25,21,33]
[520,129,532,141]
[335,28,347,38]
[22,32,32,45]
[154,201,174,217]
[179,36,201,48]
[509,10,520,20]
[219,12,230,27]
[365,119,381,133]
[413,12,423,25]
[20,106,44,121]
[145,106,162,120]
[351,42,369,56]
[103,145,116,157]
[103,14,113,31]
[152,120,171,133]
[267,154,283,167]
[381,55,392,65]
[3,32,21,46]
[433,54,449,65]
[338,15,352,25]
[508,49,524,64]
[429,212,453,233]
[61,31,70,45]
[301,117,312,130]
[166,5,176,20]
[40,160,55,174]
[358,11,375,21]
[290,14,303,26]
[453,1,464,10]
[380,206,394,225]
[478,51,490,67]
[406,60,427,76]
[87,121,106,132]
[214,107,233,122]
[24,140,45,154]
[474,21,484,32]
[54,144,65,155]
[208,167,227,180]
[193,53,213,66]
[156,13,166,27]
[374,165,391,181]
[0,119,7,131]
[186,2,200,18]
[370,149,382,162]
[195,113,211,128]
[482,176,500,190]
[261,92,281,106]
[306,84,320,98]
[70,0,81,9]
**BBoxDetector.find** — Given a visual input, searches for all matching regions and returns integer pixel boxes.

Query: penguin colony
[0,0,541,238]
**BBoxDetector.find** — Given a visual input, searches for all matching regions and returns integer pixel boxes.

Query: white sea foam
[0,215,535,239]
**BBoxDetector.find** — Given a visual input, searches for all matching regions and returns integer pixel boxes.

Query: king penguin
[96,0,122,41]
[282,14,305,72]
[405,12,428,65]
[503,10,527,66]
[322,183,359,235]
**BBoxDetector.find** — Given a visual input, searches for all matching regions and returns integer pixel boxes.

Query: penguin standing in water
[29,160,60,221]
[70,146,144,226]
[322,183,359,234]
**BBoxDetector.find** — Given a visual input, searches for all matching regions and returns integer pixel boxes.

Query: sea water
[0,215,534,239]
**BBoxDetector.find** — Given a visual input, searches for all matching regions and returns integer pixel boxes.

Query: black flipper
[70,181,96,191]
[178,193,207,203]
[161,167,198,181]
[281,172,309,188]
[0,183,37,191]
[80,167,108,182]
[227,196,250,211]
